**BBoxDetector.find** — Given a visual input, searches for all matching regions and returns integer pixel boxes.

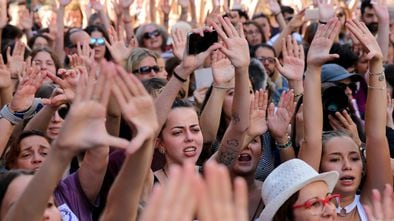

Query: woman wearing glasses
[125,47,167,80]
[135,23,170,56]
[84,25,112,64]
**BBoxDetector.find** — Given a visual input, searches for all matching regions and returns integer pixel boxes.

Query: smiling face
[13,135,50,171]
[231,136,262,175]
[0,175,61,221]
[320,136,363,196]
[158,107,203,165]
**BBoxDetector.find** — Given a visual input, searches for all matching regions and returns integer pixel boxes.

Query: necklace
[336,195,359,217]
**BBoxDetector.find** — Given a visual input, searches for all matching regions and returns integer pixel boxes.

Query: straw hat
[259,159,339,221]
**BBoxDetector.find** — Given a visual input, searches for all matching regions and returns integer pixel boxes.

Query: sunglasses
[57,105,69,120]
[256,56,276,64]
[334,82,358,93]
[143,30,160,39]
[89,37,105,46]
[132,65,160,74]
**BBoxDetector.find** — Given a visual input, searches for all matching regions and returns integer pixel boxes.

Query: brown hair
[273,191,299,221]
[30,47,62,72]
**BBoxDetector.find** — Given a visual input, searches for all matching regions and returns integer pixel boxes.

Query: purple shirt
[54,172,96,221]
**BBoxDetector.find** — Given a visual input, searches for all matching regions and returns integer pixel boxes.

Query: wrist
[275,134,289,144]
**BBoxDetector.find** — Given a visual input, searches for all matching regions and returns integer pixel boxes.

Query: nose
[344,86,353,98]
[32,152,43,165]
[342,158,352,170]
[40,63,47,71]
[184,130,194,142]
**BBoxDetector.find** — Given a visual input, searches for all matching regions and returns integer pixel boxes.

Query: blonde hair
[125,47,158,73]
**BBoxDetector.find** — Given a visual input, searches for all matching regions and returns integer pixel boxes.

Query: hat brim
[259,170,339,221]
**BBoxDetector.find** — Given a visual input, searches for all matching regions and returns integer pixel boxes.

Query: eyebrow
[171,124,199,129]
[21,145,50,151]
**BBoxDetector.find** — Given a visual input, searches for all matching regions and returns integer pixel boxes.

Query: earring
[159,147,166,155]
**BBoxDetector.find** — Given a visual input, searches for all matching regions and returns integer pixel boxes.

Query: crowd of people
[0,0,393,220]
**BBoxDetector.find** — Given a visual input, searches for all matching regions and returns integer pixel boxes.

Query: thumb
[106,135,130,149]
[325,53,340,61]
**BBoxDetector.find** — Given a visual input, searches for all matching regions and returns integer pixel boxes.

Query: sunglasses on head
[132,65,160,74]
[143,30,160,39]
[89,37,105,46]
[334,82,358,92]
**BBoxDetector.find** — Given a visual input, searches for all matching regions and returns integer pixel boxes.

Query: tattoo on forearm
[218,139,240,166]
[232,113,240,123]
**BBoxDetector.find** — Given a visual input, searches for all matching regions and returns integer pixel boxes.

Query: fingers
[234,177,248,221]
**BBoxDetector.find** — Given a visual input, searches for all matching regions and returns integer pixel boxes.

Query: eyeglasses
[143,30,160,39]
[89,37,105,46]
[256,56,276,64]
[293,194,340,216]
[334,82,358,93]
[245,31,261,36]
[132,65,160,74]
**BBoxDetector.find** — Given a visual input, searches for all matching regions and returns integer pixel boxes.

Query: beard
[366,23,379,35]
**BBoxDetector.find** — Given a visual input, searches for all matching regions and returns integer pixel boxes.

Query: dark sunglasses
[89,37,105,46]
[143,30,160,39]
[334,82,358,92]
[132,65,160,74]
[57,105,69,120]
[257,56,276,64]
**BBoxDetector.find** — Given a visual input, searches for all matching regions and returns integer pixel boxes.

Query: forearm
[100,138,154,221]
[179,6,188,21]
[377,20,390,61]
[0,86,12,108]
[0,119,14,155]
[272,25,292,56]
[189,0,197,26]
[154,65,190,136]
[150,0,156,23]
[24,105,56,133]
[123,9,135,40]
[298,66,323,170]
[79,146,109,203]
[98,9,111,32]
[232,67,251,132]
[55,6,65,66]
[288,80,304,99]
[275,13,287,31]
[199,88,226,143]
[4,144,74,221]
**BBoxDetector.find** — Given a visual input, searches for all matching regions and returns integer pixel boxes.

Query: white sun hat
[259,159,339,221]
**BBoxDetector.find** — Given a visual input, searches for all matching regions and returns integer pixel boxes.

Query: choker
[336,195,359,217]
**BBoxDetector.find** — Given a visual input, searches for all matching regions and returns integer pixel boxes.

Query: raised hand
[328,110,362,146]
[363,184,394,221]
[247,89,269,138]
[53,62,129,151]
[7,41,26,79]
[317,0,335,23]
[9,66,46,112]
[196,161,248,221]
[159,0,171,15]
[171,28,187,60]
[267,0,281,15]
[346,19,383,61]
[209,16,250,68]
[267,90,296,141]
[211,50,235,85]
[372,0,389,22]
[139,162,198,221]
[276,36,305,81]
[0,55,11,89]
[20,9,33,31]
[287,8,306,29]
[307,18,340,67]
[105,26,134,65]
[59,0,71,7]
[77,42,95,70]
[90,0,104,11]
[112,65,159,154]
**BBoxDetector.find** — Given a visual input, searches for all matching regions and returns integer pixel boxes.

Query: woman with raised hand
[299,15,392,221]
[0,63,129,221]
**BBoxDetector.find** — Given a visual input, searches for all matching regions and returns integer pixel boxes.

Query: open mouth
[238,153,252,162]
[183,146,197,157]
[339,175,355,185]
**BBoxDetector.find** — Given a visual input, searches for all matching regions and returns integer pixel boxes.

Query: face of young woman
[46,108,65,140]
[320,136,363,196]
[32,51,56,76]
[293,181,337,221]
[90,31,106,61]
[142,25,163,51]
[244,24,263,46]
[135,56,159,81]
[158,107,203,165]
[0,175,61,221]
[14,135,50,171]
[231,136,262,175]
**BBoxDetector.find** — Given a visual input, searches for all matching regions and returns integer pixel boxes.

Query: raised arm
[90,0,111,31]
[346,19,393,204]
[373,0,390,61]
[199,50,235,144]
[3,59,129,221]
[298,18,341,170]
[55,0,71,66]
[100,65,158,221]
[209,16,251,166]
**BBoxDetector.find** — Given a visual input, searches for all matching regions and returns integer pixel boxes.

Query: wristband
[173,71,187,83]
[275,136,292,150]
[0,98,43,125]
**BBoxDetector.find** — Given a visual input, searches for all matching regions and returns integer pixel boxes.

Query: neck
[339,193,356,208]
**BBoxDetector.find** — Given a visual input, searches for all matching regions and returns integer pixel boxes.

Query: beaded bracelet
[275,136,292,150]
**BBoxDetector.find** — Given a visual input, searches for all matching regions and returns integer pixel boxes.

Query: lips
[183,146,197,157]
[339,175,355,186]
[238,153,252,162]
